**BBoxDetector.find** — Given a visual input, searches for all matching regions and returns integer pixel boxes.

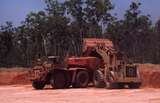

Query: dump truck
[29,38,141,89]
[29,56,101,89]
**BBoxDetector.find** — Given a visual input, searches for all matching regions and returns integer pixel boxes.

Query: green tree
[107,2,152,62]
[45,0,65,16]
[0,21,15,66]
[153,19,160,63]
[65,0,114,38]
[24,11,47,58]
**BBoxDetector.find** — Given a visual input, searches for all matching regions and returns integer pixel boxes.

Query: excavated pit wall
[0,68,30,85]
[0,64,160,88]
[138,64,160,88]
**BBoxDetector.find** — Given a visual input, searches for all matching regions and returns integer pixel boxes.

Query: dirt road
[0,85,160,103]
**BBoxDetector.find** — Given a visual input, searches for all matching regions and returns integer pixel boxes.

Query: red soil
[138,64,160,88]
[0,68,30,85]
[0,64,160,88]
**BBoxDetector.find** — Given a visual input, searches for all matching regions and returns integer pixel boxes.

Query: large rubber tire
[64,72,72,88]
[117,83,124,89]
[108,83,122,89]
[106,71,124,89]
[50,71,68,89]
[73,70,89,88]
[32,81,45,90]
[128,83,141,89]
[93,70,106,88]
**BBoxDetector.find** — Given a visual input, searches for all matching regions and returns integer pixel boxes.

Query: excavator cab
[47,56,60,64]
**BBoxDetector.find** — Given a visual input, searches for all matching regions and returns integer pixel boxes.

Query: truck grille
[126,67,137,77]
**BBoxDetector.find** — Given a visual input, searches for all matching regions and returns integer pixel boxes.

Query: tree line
[0,0,160,67]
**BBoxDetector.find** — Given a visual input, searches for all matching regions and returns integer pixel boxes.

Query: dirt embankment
[138,64,160,88]
[0,64,160,88]
[0,68,30,85]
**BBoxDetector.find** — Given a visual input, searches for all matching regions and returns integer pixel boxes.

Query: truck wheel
[106,71,123,89]
[50,71,67,89]
[118,83,124,89]
[93,70,105,88]
[73,70,89,88]
[32,81,45,90]
[128,83,141,89]
[64,72,72,88]
[110,83,120,89]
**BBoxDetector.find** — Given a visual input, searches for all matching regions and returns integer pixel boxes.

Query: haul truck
[29,38,141,89]
[29,56,101,89]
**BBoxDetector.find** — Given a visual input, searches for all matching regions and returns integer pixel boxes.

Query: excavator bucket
[83,38,114,56]
[83,38,113,49]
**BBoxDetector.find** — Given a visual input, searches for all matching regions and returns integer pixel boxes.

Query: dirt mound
[0,64,160,88]
[0,68,30,85]
[138,64,160,88]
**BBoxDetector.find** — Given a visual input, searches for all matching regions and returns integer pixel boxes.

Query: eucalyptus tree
[24,11,48,58]
[65,0,114,38]
[153,19,160,63]
[62,0,114,56]
[107,2,152,62]
[0,21,15,66]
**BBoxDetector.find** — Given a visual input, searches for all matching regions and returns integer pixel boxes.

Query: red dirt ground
[0,85,160,103]
[0,64,160,103]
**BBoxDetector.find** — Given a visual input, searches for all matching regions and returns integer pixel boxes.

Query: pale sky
[0,0,160,26]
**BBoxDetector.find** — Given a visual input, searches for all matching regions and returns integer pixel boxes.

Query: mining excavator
[29,38,141,89]
[82,39,141,88]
